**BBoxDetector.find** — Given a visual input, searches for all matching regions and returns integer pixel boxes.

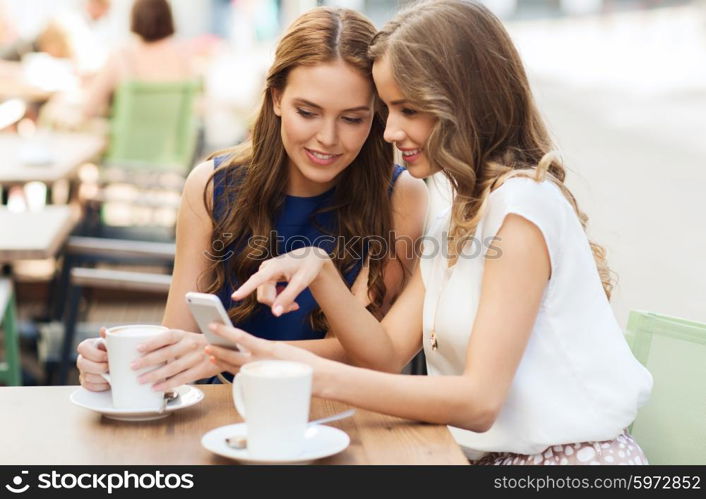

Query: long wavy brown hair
[201,7,397,330]
[369,0,613,298]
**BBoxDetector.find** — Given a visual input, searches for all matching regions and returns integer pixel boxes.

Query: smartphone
[185,292,240,350]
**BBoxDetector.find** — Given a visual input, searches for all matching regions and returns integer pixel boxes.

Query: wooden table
[0,131,105,185]
[0,205,80,263]
[0,385,469,465]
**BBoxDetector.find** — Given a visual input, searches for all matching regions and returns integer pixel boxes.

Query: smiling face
[272,59,374,197]
[372,56,437,179]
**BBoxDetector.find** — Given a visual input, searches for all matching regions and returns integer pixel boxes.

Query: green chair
[104,80,201,173]
[625,310,706,464]
[85,79,201,239]
[0,278,21,386]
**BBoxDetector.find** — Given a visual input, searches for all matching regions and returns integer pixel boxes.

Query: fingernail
[204,346,212,354]
[209,356,217,364]
[209,323,218,331]
[273,305,283,316]
[130,361,139,369]
[136,344,146,352]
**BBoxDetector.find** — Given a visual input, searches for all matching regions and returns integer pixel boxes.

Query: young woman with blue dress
[75,7,427,392]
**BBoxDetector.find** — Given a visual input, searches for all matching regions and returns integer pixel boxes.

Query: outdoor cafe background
[0,0,704,427]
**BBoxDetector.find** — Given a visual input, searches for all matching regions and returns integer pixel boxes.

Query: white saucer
[70,385,204,421]
[201,423,350,464]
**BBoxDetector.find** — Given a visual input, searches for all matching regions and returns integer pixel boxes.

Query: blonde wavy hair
[370,0,613,298]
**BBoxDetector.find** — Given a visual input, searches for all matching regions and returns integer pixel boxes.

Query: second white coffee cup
[233,360,313,460]
[97,324,168,411]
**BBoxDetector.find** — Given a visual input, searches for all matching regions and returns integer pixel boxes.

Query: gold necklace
[429,263,453,352]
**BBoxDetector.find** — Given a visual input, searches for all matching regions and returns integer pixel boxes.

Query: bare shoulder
[492,213,551,279]
[182,159,215,220]
[185,159,216,191]
[391,170,428,212]
[391,170,428,233]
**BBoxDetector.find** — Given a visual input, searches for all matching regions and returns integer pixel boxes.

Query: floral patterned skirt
[472,430,648,465]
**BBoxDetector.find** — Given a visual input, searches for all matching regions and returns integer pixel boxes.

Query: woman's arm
[322,214,550,429]
[133,161,222,390]
[307,258,426,372]
[211,214,550,431]
[230,247,425,373]
[161,160,214,331]
[75,160,219,392]
[280,170,427,364]
[234,171,428,372]
[151,166,426,381]
[81,50,120,118]
[379,170,428,312]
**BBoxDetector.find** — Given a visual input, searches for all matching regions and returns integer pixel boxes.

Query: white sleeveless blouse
[420,177,652,459]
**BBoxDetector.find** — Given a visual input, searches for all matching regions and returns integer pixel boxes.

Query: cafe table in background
[0,385,469,465]
[0,204,84,385]
[0,205,80,263]
[0,130,105,190]
[0,61,56,104]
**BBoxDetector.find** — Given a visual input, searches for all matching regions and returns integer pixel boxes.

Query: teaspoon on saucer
[158,391,179,414]
[225,409,355,449]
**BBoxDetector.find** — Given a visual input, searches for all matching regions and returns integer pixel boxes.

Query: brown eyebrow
[389,99,408,106]
[294,98,371,113]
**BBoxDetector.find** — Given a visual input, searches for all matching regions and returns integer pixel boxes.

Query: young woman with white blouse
[205,0,653,465]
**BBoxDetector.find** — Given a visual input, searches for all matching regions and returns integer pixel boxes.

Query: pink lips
[304,148,341,166]
[398,148,422,163]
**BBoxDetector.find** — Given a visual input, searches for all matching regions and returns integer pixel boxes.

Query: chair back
[626,310,706,464]
[104,80,200,173]
[0,278,21,386]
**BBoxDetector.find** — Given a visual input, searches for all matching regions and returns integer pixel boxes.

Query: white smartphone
[185,292,240,350]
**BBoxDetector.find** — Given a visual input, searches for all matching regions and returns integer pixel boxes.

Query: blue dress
[211,155,405,343]
[206,157,406,382]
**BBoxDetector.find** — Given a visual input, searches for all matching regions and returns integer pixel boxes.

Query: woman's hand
[231,246,331,316]
[76,327,109,392]
[131,329,221,391]
[204,323,329,393]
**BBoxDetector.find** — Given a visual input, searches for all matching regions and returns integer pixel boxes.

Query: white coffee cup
[96,325,168,411]
[233,360,313,460]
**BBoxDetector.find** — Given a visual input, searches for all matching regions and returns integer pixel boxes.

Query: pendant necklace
[429,262,453,352]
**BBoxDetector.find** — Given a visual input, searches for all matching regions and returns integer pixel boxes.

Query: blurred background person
[80,0,193,119]
[0,0,18,51]
[85,0,112,26]
[0,18,74,62]
[69,0,117,76]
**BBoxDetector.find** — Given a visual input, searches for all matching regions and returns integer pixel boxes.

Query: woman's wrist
[313,356,340,400]
[309,250,335,290]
